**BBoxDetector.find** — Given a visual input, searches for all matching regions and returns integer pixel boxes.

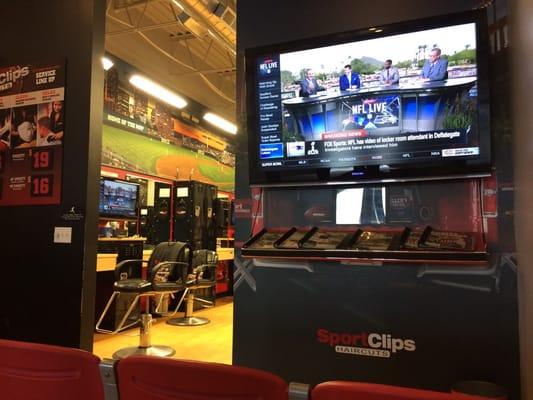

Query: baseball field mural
[102,57,235,192]
[102,124,235,192]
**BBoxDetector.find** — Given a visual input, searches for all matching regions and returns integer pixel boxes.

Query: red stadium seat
[117,355,288,400]
[312,381,453,400]
[0,339,105,400]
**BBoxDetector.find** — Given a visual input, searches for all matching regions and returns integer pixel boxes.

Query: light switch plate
[54,227,72,244]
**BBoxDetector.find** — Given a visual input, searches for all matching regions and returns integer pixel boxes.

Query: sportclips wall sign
[317,328,416,359]
[0,62,65,206]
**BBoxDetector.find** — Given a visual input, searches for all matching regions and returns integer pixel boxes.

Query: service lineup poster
[0,62,65,206]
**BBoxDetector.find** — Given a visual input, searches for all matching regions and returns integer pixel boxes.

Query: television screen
[99,178,139,218]
[246,10,490,186]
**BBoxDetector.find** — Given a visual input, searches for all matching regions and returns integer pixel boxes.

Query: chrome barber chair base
[167,316,210,326]
[112,345,176,360]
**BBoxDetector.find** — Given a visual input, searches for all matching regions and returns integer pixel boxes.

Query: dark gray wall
[234,0,522,394]
[0,0,105,350]
[237,0,475,50]
[511,0,533,397]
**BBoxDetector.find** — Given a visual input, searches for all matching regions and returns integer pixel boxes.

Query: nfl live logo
[286,141,305,157]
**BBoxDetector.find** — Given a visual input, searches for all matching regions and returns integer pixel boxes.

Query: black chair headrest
[149,242,190,272]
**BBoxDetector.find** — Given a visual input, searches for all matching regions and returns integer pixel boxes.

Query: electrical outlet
[54,227,72,244]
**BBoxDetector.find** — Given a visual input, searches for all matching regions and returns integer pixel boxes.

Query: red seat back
[117,355,288,400]
[0,339,104,400]
[312,381,452,400]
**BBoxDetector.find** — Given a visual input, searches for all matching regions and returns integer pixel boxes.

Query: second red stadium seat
[117,355,288,400]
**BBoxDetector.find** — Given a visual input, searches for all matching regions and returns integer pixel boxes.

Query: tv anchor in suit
[299,69,325,97]
[379,59,400,85]
[339,64,361,90]
[419,48,448,81]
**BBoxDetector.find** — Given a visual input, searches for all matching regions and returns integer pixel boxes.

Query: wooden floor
[93,296,233,364]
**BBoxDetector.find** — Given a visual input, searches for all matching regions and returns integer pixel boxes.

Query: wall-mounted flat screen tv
[99,178,139,218]
[245,10,490,186]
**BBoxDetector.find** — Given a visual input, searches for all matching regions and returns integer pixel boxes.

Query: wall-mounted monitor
[99,178,139,219]
[245,10,491,186]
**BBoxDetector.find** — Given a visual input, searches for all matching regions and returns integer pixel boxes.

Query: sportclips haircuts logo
[317,329,416,359]
[0,66,29,91]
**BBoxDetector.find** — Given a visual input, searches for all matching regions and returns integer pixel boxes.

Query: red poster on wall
[0,62,65,206]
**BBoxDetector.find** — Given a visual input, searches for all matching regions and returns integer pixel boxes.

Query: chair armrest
[192,263,217,283]
[150,261,189,290]
[114,259,148,281]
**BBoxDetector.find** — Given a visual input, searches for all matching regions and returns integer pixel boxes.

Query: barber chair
[167,249,218,326]
[96,241,190,359]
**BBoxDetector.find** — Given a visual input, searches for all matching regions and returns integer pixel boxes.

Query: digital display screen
[99,178,138,218]
[247,11,490,185]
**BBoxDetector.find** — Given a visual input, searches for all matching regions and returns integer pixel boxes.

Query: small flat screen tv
[99,178,139,218]
[245,10,491,186]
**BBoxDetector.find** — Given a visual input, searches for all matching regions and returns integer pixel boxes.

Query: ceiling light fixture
[102,57,114,70]
[129,75,187,109]
[203,112,237,135]
[172,0,185,11]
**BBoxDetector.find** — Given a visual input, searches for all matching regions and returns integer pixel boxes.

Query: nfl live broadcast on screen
[255,22,480,173]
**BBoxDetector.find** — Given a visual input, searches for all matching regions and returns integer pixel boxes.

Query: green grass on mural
[102,125,235,190]
[198,162,235,184]
[103,125,170,172]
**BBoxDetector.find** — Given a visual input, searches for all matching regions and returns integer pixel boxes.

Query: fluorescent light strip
[102,57,114,70]
[203,112,237,134]
[172,0,184,11]
[129,74,187,109]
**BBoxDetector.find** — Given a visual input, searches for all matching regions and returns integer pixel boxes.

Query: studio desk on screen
[282,78,476,143]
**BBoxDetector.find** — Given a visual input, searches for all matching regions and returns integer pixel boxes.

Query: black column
[0,0,105,351]
[511,0,533,396]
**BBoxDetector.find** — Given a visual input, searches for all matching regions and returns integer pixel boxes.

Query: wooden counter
[217,247,234,261]
[97,246,233,272]
[217,237,234,261]
[143,249,152,262]
[98,237,147,242]
[96,253,118,272]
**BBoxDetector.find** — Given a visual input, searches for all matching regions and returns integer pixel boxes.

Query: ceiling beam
[171,66,236,77]
[172,0,235,54]
[169,32,196,41]
[106,19,185,36]
[113,0,157,10]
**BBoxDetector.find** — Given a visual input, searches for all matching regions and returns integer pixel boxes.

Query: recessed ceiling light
[102,57,114,71]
